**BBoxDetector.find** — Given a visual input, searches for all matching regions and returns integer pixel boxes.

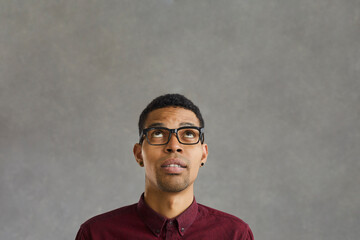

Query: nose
[165,133,183,153]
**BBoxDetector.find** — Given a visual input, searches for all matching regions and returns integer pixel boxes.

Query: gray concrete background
[1,0,359,239]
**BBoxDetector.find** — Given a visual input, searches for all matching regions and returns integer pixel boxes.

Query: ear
[200,143,208,165]
[133,143,144,167]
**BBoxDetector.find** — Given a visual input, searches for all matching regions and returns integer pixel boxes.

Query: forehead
[144,107,200,128]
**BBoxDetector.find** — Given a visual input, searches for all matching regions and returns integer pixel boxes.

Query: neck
[144,186,194,219]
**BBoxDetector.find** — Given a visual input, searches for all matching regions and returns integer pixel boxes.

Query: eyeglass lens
[146,128,200,145]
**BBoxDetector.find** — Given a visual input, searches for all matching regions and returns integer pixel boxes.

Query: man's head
[138,93,204,137]
[133,94,208,194]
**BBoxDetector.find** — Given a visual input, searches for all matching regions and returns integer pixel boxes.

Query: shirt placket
[162,220,179,240]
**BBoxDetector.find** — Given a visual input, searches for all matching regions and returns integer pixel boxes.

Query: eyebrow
[179,122,196,127]
[146,123,165,128]
[146,122,196,128]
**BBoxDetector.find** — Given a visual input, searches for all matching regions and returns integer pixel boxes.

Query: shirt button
[169,221,173,225]
[156,229,160,234]
[181,228,185,232]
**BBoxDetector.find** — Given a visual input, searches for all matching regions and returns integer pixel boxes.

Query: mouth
[162,164,185,168]
[161,158,187,174]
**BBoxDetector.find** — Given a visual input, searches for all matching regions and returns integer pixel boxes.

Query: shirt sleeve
[75,226,89,240]
[244,224,254,240]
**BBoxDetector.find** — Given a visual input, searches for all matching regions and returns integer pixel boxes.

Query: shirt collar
[136,193,198,237]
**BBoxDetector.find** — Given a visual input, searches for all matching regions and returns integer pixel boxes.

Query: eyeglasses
[139,126,204,145]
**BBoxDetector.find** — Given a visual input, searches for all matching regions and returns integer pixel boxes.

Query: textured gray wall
[1,1,359,239]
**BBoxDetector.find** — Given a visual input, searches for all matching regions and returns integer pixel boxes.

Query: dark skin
[133,107,208,218]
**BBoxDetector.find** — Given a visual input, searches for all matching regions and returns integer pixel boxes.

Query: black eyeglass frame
[139,126,205,145]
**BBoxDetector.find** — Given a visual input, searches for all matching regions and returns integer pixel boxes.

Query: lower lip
[161,166,186,174]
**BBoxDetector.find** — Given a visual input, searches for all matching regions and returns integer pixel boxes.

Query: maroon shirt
[76,194,253,240]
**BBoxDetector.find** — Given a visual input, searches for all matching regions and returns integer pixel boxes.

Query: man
[76,94,254,239]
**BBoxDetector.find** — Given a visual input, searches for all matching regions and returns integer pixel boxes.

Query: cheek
[188,165,201,183]
[142,146,160,159]
[188,148,204,162]
[142,147,163,170]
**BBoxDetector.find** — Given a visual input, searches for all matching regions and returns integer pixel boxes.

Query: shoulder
[197,203,248,226]
[190,203,254,239]
[76,203,141,239]
[81,203,138,228]
[196,203,253,239]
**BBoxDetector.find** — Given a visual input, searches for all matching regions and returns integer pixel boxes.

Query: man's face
[133,107,208,193]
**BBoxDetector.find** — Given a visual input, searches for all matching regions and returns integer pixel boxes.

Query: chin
[158,182,189,193]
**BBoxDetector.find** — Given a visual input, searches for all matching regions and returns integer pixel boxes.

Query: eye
[183,130,196,138]
[151,130,164,138]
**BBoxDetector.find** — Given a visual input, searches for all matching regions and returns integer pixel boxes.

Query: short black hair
[138,93,204,136]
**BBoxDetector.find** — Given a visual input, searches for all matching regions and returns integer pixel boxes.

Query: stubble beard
[156,173,190,193]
